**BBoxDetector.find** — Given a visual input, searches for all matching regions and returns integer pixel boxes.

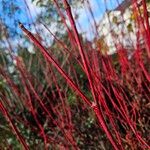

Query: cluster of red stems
[0,0,150,149]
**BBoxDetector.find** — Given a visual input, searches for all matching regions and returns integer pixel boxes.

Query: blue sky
[0,0,123,40]
[74,0,124,39]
